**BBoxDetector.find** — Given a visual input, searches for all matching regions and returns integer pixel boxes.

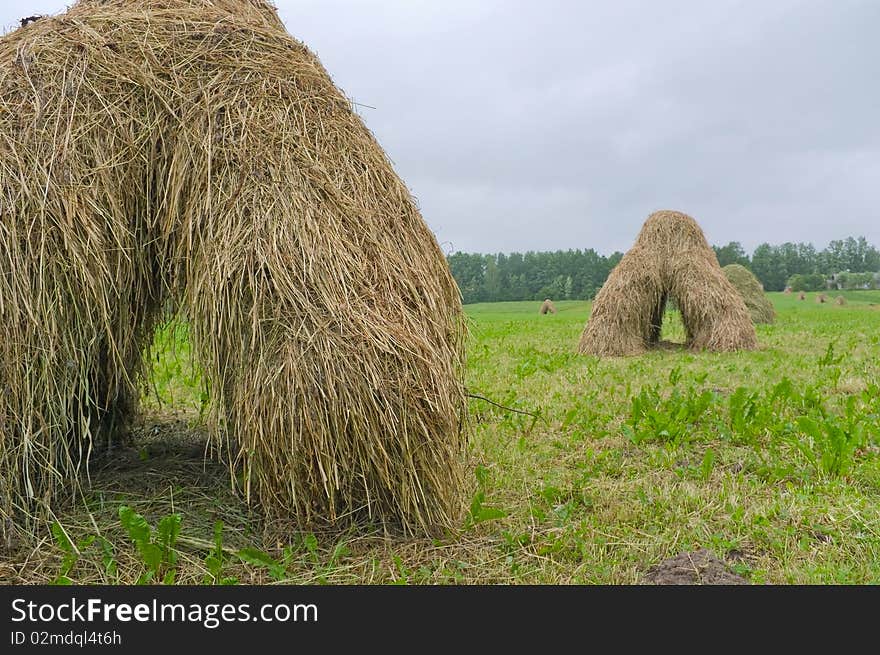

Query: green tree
[446,236,876,303]
[751,244,787,291]
[787,273,827,292]
[713,241,749,267]
[483,256,502,302]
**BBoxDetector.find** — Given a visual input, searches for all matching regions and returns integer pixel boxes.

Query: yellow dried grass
[0,0,467,540]
[722,264,775,324]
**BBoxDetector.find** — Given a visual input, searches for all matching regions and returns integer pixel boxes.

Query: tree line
[448,236,880,304]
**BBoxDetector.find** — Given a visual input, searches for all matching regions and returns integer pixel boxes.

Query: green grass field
[4,291,879,584]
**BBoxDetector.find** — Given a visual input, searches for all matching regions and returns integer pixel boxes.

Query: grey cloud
[1,0,877,255]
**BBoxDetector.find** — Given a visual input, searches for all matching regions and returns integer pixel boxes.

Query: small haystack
[816,294,828,304]
[784,286,793,294]
[722,264,776,324]
[539,299,557,315]
[578,211,757,357]
[0,0,467,540]
[834,295,847,306]
[798,292,807,301]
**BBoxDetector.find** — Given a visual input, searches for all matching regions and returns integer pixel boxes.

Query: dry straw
[722,264,776,324]
[816,294,828,304]
[578,210,757,357]
[0,0,467,540]
[798,292,807,301]
[539,299,557,315]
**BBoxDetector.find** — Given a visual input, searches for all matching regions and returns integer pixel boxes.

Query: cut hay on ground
[539,299,557,315]
[578,210,757,357]
[722,264,776,324]
[835,296,847,306]
[0,0,467,541]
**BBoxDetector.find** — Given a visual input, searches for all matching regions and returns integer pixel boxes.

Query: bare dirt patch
[643,549,749,585]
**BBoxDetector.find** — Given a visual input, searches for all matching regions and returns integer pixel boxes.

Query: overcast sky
[2,1,878,255]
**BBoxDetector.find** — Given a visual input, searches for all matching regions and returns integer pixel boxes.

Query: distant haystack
[578,210,757,357]
[798,291,806,301]
[784,286,793,294]
[539,299,557,315]
[834,295,847,306]
[816,294,828,304]
[722,264,776,324]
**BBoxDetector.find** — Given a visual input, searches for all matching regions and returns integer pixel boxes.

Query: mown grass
[3,291,879,584]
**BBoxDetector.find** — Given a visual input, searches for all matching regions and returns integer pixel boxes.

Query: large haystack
[539,299,557,315]
[0,0,467,539]
[722,264,776,324]
[578,211,757,357]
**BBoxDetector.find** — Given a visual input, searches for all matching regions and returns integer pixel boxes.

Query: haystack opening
[0,0,467,541]
[578,210,758,357]
[652,295,688,346]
